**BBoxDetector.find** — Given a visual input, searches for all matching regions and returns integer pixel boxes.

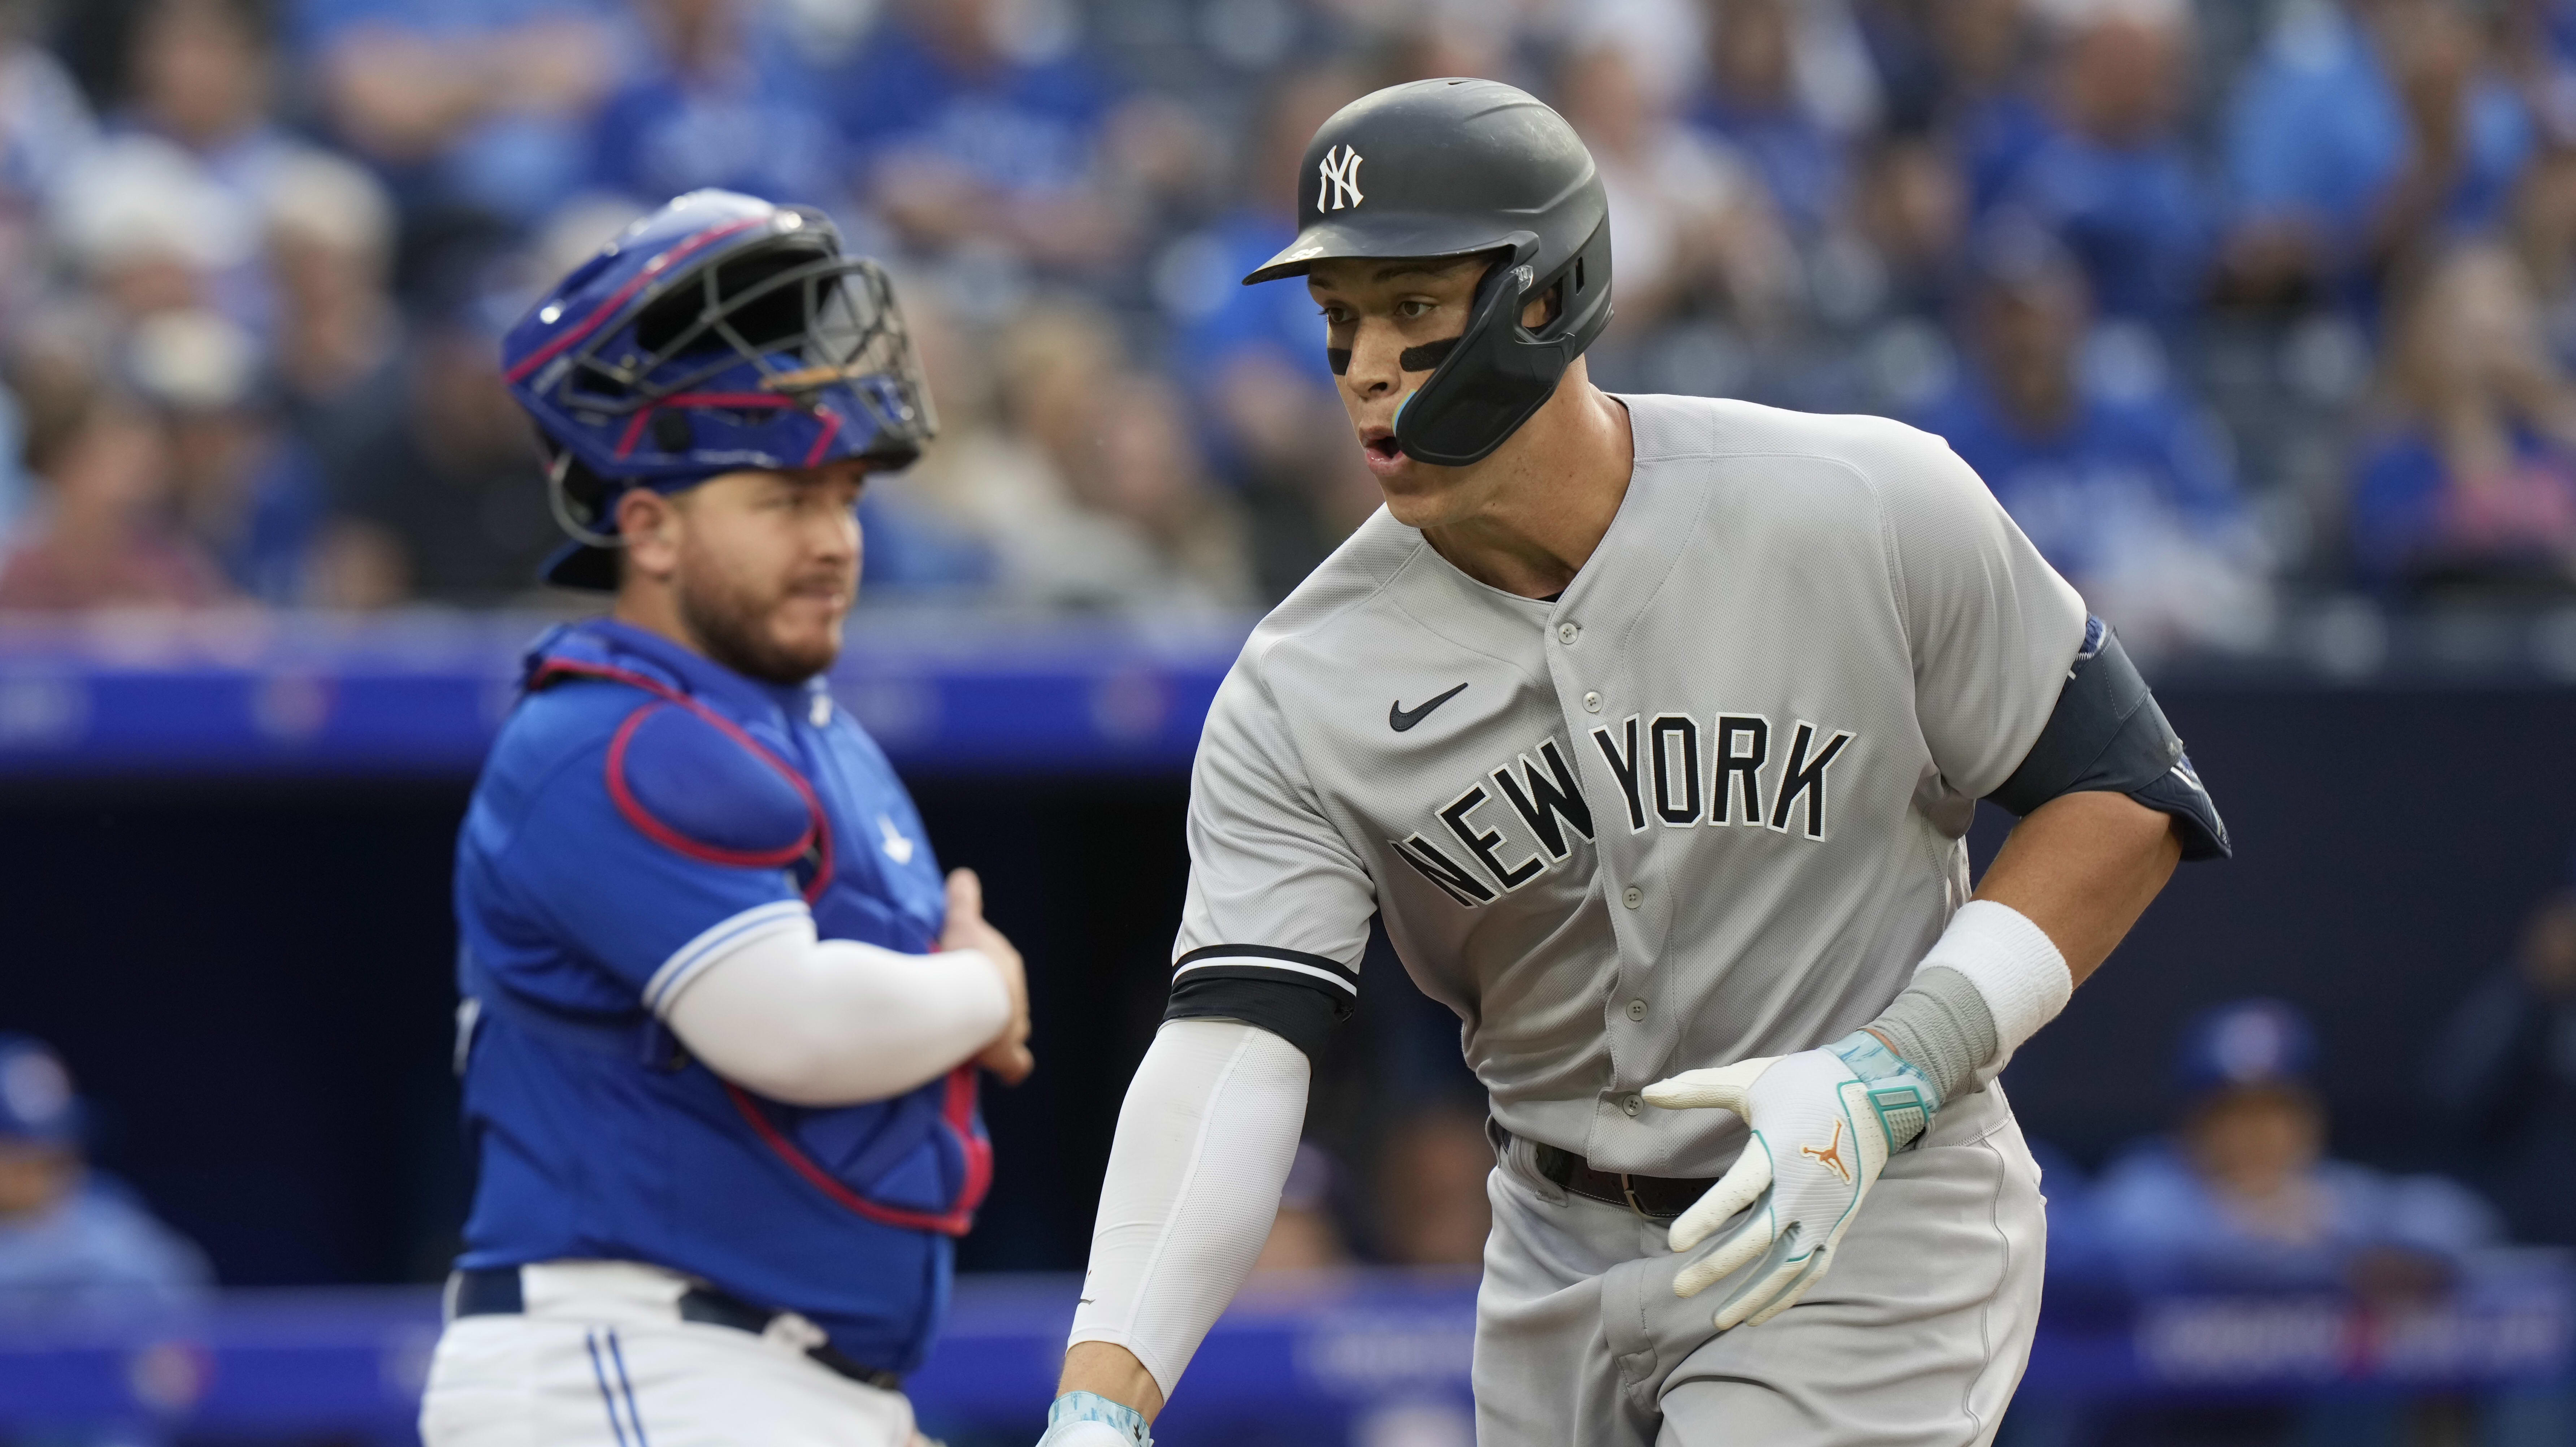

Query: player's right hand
[1643,1032,1939,1330]
[942,868,1034,1084]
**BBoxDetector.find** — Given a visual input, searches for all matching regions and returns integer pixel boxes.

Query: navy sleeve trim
[1166,944,1359,1064]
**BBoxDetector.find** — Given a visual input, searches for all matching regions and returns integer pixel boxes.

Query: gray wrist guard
[1865,966,2001,1104]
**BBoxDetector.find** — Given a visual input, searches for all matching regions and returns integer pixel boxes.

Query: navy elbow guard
[1987,620,2230,861]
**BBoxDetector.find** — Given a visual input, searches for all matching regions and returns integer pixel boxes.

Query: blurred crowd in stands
[0,0,2569,649]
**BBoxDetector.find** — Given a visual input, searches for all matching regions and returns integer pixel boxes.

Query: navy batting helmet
[502,189,936,589]
[1243,78,1613,467]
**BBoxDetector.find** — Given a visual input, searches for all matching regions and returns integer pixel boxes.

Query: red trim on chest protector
[529,659,835,905]
[720,1065,992,1236]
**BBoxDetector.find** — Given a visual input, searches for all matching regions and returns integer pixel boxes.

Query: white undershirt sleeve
[659,909,1010,1107]
[1068,1018,1310,1400]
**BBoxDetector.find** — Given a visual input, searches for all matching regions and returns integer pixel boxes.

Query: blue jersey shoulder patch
[608,702,817,867]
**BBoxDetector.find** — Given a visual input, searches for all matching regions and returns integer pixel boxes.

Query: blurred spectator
[2220,0,2533,309]
[1930,0,2055,215]
[586,0,844,211]
[322,319,558,605]
[1843,129,1972,329]
[1913,225,2271,651]
[48,134,254,329]
[122,0,290,191]
[112,0,381,341]
[301,0,636,222]
[896,298,1249,611]
[0,1035,210,1314]
[0,358,230,611]
[832,0,1130,273]
[1849,0,1945,129]
[1161,64,1379,600]
[2347,244,2576,597]
[2429,871,2576,1247]
[1250,1142,1353,1277]
[262,150,404,478]
[0,0,90,194]
[1991,0,2212,324]
[996,302,1249,610]
[2091,999,2501,1292]
[1087,374,1254,603]
[2504,139,2576,376]
[1691,0,1852,238]
[1790,132,1974,426]
[1557,40,1795,334]
[1373,1105,1492,1269]
[126,308,324,603]
[0,0,94,323]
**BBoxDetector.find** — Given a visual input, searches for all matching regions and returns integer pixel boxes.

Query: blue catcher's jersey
[452,618,984,1373]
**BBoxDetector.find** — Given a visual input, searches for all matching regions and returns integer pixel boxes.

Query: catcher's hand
[1643,1032,1940,1330]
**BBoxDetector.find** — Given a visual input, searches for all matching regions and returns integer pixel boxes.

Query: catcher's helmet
[502,189,936,589]
[1244,78,1612,467]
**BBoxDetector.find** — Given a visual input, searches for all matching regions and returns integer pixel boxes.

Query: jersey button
[1557,621,1580,645]
[1622,1094,1643,1117]
[1621,885,1642,909]
[1582,691,1601,713]
[1626,999,1648,1022]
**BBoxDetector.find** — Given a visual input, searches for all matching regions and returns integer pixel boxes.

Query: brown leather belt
[1488,1118,1718,1220]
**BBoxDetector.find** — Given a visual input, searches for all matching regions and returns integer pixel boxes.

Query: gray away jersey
[1173,393,2087,1177]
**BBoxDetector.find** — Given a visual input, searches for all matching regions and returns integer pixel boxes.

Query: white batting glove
[1035,1392,1152,1447]
[1643,1031,1940,1330]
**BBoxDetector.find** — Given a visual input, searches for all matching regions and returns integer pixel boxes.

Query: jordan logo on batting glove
[1643,1032,1939,1330]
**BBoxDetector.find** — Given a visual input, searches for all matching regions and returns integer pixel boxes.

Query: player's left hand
[942,868,1034,1084]
[1643,1032,1941,1330]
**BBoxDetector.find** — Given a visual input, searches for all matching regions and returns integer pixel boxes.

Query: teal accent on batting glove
[1038,1391,1153,1447]
[1823,1028,1941,1149]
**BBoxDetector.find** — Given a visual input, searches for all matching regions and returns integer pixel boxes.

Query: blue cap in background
[2174,998,2316,1100]
[0,1035,84,1147]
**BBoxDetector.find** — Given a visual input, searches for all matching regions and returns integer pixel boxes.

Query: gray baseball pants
[1471,1083,2047,1447]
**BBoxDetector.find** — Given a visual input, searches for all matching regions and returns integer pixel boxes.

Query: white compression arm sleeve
[1068,1018,1310,1400]
[661,914,1009,1107]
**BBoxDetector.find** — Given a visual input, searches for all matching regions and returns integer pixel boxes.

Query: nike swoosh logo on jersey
[1389,683,1469,732]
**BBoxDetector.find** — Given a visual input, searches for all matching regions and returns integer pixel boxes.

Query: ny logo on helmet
[1317,145,1365,213]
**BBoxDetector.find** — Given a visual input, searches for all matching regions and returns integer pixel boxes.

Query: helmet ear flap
[547,445,626,549]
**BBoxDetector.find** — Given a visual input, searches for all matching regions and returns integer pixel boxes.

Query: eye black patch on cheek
[1326,347,1350,375]
[1400,335,1463,373]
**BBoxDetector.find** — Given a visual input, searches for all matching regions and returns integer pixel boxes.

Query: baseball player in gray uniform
[1033,79,2229,1447]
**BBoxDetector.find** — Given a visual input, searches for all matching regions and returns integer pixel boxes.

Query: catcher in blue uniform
[422,189,1031,1447]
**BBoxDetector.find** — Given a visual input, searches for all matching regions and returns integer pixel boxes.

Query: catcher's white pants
[1473,1082,2047,1447]
[417,1260,916,1447]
